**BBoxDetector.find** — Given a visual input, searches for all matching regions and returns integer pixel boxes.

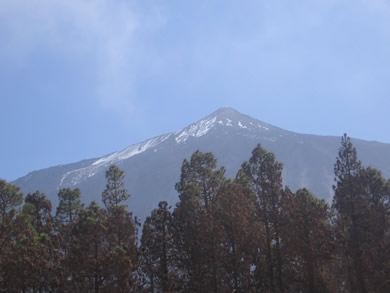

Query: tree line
[0,134,389,292]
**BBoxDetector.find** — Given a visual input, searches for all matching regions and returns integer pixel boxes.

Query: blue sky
[1,0,390,181]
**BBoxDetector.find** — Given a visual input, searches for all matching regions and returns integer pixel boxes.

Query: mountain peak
[173,107,277,144]
[213,107,241,116]
[210,107,246,120]
[208,107,274,130]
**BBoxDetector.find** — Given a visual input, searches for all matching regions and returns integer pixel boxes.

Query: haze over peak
[213,106,241,116]
[207,107,265,125]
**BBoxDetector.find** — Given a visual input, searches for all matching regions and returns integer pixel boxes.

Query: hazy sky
[1,0,390,181]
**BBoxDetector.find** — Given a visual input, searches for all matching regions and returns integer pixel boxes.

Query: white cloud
[0,0,157,118]
[1,0,389,119]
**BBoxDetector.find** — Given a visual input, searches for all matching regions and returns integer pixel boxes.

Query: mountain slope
[13,107,390,220]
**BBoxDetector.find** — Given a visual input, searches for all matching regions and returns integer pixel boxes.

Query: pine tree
[23,191,57,291]
[362,168,390,292]
[213,180,260,292]
[0,180,23,290]
[173,150,225,293]
[106,204,138,291]
[55,188,84,290]
[285,188,335,292]
[240,144,286,293]
[175,150,225,211]
[0,179,23,225]
[100,165,138,291]
[102,165,131,210]
[333,134,367,293]
[1,193,58,292]
[68,199,138,292]
[1,207,43,292]
[354,167,390,292]
[69,201,108,292]
[0,180,23,272]
[56,188,83,225]
[140,201,176,292]
[332,134,390,292]
[24,191,53,234]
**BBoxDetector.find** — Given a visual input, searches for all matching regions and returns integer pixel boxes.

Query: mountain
[13,107,390,221]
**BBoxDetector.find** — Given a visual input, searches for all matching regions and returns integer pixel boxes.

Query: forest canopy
[0,134,389,292]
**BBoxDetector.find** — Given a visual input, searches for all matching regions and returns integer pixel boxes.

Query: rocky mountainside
[14,107,390,220]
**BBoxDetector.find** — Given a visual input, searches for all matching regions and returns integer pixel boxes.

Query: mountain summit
[209,107,275,130]
[14,108,390,220]
[209,107,259,123]
[176,107,266,142]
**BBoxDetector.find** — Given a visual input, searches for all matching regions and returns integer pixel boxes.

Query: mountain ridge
[13,107,390,221]
[55,107,284,188]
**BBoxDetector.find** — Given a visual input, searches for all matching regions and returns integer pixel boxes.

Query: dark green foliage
[240,144,287,293]
[69,201,108,291]
[175,150,226,210]
[0,179,24,288]
[56,188,83,225]
[140,201,176,292]
[333,134,390,293]
[173,151,226,293]
[1,191,58,292]
[102,165,131,210]
[1,137,389,292]
[63,200,138,292]
[53,188,85,291]
[64,166,138,292]
[285,188,336,292]
[24,191,53,234]
[0,179,23,225]
[213,180,260,292]
[358,167,390,292]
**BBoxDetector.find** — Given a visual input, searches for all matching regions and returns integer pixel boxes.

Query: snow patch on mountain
[258,124,269,131]
[238,121,247,129]
[59,109,276,187]
[175,116,217,143]
[59,134,172,187]
[92,134,171,166]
